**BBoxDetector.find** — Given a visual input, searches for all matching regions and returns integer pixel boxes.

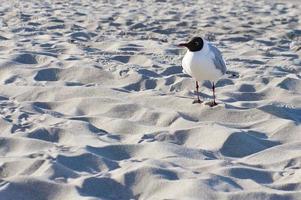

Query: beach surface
[0,0,301,199]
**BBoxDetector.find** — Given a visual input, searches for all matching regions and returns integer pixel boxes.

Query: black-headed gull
[179,37,227,107]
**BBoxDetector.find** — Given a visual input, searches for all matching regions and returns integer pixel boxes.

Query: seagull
[178,37,227,107]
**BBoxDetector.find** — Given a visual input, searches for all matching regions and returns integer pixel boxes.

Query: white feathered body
[182,40,226,82]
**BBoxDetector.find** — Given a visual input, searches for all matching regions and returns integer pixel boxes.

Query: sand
[0,0,301,199]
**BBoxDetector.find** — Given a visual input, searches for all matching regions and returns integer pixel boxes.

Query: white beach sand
[0,0,301,199]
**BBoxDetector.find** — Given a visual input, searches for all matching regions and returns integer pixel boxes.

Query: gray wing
[208,43,227,75]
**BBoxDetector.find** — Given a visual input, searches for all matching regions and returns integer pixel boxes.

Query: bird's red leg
[193,81,202,104]
[210,82,218,107]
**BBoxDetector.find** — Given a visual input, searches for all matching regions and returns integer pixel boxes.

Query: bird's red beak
[178,43,188,47]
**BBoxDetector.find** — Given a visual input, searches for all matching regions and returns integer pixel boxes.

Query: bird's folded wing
[208,43,227,75]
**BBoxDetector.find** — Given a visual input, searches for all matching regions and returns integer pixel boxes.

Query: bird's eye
[195,42,199,46]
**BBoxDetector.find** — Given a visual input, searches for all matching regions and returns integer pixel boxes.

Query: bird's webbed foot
[192,99,203,104]
[208,101,218,107]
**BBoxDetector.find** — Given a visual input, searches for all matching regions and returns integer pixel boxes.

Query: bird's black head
[178,37,204,52]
